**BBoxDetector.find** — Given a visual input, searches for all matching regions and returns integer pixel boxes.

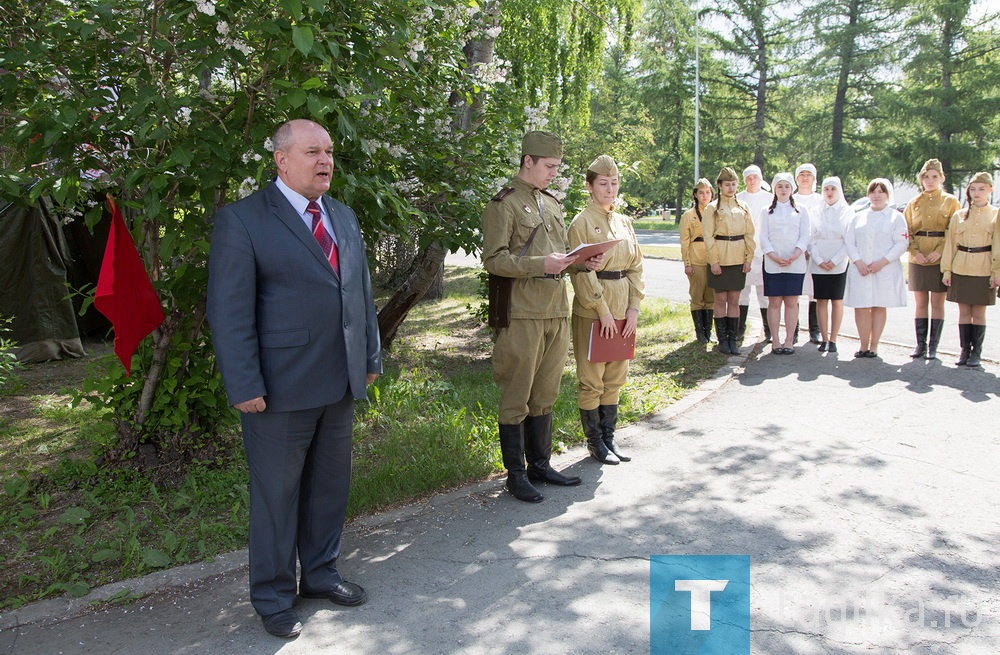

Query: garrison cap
[588,155,619,177]
[521,131,563,159]
[716,166,738,184]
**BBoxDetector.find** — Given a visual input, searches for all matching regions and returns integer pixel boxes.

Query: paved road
[447,247,1000,363]
[3,341,997,654]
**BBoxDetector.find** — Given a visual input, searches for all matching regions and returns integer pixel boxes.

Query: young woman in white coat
[844,179,909,358]
[808,177,853,353]
[759,173,810,354]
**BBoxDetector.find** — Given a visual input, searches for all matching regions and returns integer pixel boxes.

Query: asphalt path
[450,232,1000,363]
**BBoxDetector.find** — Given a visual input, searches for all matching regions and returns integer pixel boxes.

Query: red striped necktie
[306,200,340,275]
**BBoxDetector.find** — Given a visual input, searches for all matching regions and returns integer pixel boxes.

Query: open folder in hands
[588,319,636,363]
[566,239,621,265]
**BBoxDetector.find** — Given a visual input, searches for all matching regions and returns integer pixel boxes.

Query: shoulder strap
[519,224,542,256]
[491,188,515,202]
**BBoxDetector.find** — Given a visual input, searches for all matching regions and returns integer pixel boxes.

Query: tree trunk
[831,0,860,170]
[377,240,446,349]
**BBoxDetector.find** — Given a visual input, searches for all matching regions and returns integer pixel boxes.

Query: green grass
[632,219,679,231]
[0,266,724,610]
[641,244,682,260]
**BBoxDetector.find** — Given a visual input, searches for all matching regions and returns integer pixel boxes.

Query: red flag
[94,196,165,376]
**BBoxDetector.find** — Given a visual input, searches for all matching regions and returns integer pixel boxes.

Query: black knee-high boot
[715,317,731,354]
[759,307,771,343]
[525,414,581,485]
[726,316,741,355]
[926,318,944,359]
[692,311,708,343]
[966,325,985,368]
[956,324,972,366]
[581,408,618,464]
[702,309,714,342]
[808,301,821,344]
[910,318,928,358]
[498,423,543,502]
[598,404,630,462]
[737,304,749,341]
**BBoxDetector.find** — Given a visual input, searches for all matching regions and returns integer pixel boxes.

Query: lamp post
[694,4,700,183]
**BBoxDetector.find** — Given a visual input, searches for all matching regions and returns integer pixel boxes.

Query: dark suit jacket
[207,181,382,413]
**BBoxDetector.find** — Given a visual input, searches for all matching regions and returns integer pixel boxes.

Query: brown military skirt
[707,264,746,292]
[908,262,946,293]
[946,274,997,306]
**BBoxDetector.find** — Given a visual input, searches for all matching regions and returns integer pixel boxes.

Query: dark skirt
[908,262,946,293]
[707,264,746,291]
[947,274,997,306]
[763,271,805,297]
[812,271,848,300]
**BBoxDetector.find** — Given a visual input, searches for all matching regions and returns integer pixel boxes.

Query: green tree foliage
[873,0,1000,191]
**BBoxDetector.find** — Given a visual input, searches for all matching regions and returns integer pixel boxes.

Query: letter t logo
[674,579,729,630]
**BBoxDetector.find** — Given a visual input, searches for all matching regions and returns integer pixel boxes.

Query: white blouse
[759,201,811,274]
[809,202,853,274]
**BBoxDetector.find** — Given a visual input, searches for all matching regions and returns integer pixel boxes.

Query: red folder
[588,319,636,362]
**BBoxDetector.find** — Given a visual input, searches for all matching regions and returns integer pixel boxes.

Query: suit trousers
[492,317,569,424]
[571,313,629,410]
[240,390,354,616]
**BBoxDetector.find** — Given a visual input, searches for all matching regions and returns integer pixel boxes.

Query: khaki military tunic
[568,201,645,409]
[679,206,715,310]
[905,189,961,263]
[940,204,1000,279]
[482,176,572,424]
[702,197,756,267]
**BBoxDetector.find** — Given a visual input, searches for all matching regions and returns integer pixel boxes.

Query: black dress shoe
[818,341,827,352]
[261,609,302,638]
[300,581,368,606]
[828,342,838,353]
[864,350,878,358]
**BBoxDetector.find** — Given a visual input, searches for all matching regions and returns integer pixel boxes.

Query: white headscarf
[868,178,896,207]
[743,165,763,180]
[771,172,795,191]
[821,176,848,211]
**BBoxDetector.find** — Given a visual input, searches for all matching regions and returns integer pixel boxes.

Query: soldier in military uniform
[481,131,603,503]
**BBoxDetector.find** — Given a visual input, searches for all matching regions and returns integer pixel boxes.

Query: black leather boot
[726,316,740,355]
[966,325,985,368]
[910,318,928,358]
[702,309,714,342]
[926,318,944,360]
[792,320,800,344]
[525,414,581,485]
[714,317,731,354]
[692,311,708,343]
[956,324,971,366]
[808,301,821,344]
[581,407,618,464]
[598,404,630,462]
[498,423,543,502]
[759,307,771,343]
[737,304,749,341]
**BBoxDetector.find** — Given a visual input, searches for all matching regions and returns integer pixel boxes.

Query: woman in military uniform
[568,155,645,465]
[903,158,961,359]
[940,172,999,367]
[680,178,716,343]
[703,166,756,355]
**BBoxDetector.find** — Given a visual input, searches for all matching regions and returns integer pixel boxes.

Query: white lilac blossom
[216,21,230,35]
[241,151,262,164]
[175,107,192,125]
[194,0,216,16]
[524,103,550,132]
[263,137,274,152]
[238,177,259,198]
[485,25,502,39]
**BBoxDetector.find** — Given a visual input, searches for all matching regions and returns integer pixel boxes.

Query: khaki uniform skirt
[707,264,746,292]
[908,262,947,293]
[947,274,997,306]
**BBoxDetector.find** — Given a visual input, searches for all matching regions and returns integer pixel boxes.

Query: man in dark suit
[207,119,382,638]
